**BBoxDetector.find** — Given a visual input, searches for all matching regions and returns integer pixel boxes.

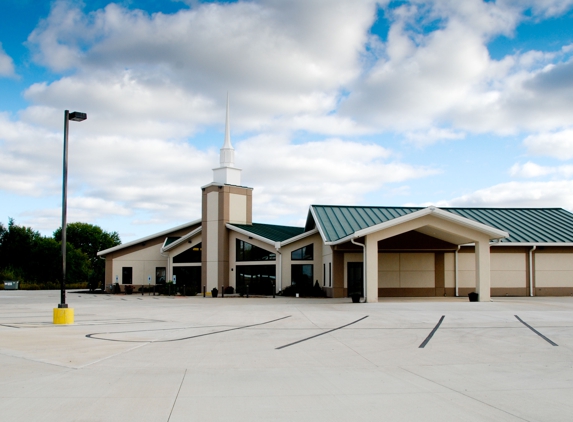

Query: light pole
[54,110,87,325]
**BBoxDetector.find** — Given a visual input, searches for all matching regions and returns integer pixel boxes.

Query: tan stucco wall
[229,193,247,224]
[444,252,455,288]
[112,245,166,285]
[536,253,573,287]
[491,252,526,288]
[378,253,435,288]
[457,252,476,288]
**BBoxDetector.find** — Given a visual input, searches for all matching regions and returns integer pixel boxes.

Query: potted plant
[211,287,219,298]
[468,292,479,302]
[350,292,361,303]
[124,285,134,295]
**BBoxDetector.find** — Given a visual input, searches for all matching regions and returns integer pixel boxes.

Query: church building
[98,101,573,302]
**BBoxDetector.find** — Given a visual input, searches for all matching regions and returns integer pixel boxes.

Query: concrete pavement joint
[86,315,292,343]
[167,369,187,422]
[399,366,532,422]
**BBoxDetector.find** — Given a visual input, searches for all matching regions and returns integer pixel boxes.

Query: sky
[1,0,573,243]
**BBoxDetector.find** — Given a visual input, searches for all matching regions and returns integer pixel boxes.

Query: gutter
[529,245,536,297]
[455,245,460,297]
[275,241,282,292]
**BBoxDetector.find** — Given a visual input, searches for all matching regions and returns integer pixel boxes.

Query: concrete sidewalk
[1,290,572,421]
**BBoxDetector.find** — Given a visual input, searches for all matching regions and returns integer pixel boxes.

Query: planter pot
[468,292,479,302]
[350,293,361,303]
[211,289,219,298]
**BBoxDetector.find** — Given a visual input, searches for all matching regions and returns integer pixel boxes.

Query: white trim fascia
[161,227,202,253]
[309,206,330,244]
[97,219,201,256]
[279,228,319,247]
[226,224,276,246]
[325,207,508,246]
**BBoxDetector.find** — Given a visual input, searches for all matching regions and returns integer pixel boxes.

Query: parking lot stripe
[418,315,445,348]
[515,315,558,346]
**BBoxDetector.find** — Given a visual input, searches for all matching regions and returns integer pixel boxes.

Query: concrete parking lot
[1,290,573,421]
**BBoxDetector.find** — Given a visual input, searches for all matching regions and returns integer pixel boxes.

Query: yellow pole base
[53,308,74,324]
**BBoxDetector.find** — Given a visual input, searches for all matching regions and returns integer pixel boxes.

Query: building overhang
[318,206,509,246]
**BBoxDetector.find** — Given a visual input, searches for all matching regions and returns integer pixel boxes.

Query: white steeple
[220,93,235,167]
[212,93,242,186]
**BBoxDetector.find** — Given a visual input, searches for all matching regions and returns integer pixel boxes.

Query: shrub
[224,286,234,294]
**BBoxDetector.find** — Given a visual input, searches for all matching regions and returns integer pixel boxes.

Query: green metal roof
[310,206,573,244]
[229,222,305,242]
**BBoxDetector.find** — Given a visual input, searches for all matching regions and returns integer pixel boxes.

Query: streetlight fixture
[53,110,87,325]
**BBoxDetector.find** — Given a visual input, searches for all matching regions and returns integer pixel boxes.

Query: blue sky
[1,0,573,242]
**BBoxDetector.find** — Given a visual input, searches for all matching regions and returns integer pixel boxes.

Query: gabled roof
[309,206,573,244]
[227,222,305,244]
[97,219,201,256]
[161,227,202,252]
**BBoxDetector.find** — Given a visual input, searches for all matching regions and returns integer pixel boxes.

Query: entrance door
[347,262,363,297]
[173,266,201,293]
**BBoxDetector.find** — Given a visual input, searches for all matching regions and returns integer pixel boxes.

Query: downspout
[275,242,282,293]
[455,245,461,297]
[351,238,366,303]
[160,249,170,284]
[529,245,536,297]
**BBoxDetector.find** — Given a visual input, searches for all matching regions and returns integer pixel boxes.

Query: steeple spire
[220,92,235,167]
[212,93,242,186]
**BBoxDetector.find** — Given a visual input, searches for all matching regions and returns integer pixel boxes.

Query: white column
[365,236,379,303]
[475,240,491,302]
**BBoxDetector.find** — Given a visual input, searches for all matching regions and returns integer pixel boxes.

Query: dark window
[236,239,275,261]
[347,262,363,296]
[156,267,166,284]
[173,266,201,293]
[329,262,332,287]
[236,265,276,295]
[173,243,202,263]
[323,263,326,286]
[291,264,313,290]
[291,244,313,260]
[122,267,132,284]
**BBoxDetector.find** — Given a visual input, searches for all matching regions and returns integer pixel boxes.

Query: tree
[53,223,121,290]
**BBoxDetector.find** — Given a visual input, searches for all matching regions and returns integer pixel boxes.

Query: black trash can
[468,292,479,302]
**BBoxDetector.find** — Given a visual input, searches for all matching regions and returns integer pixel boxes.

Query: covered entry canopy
[308,206,510,302]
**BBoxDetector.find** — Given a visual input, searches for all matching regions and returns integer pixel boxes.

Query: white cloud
[339,0,573,135]
[435,180,573,210]
[405,128,465,146]
[0,42,15,77]
[25,0,378,134]
[510,162,573,178]
[240,134,438,222]
[523,129,573,160]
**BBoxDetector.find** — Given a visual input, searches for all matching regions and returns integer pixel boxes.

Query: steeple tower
[202,93,252,293]
[213,93,242,185]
